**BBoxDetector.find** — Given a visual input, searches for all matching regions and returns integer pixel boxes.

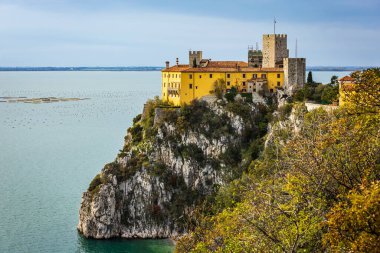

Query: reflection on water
[76,234,174,253]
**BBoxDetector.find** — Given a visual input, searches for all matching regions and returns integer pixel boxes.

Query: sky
[0,0,379,67]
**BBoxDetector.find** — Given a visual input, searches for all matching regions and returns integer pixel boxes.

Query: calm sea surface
[0,71,350,253]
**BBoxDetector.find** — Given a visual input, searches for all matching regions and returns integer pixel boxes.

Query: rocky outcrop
[78,98,268,239]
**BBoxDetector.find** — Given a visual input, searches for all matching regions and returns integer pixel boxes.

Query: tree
[330,75,338,86]
[343,68,380,114]
[321,84,338,104]
[307,71,314,84]
[212,79,226,99]
[225,86,238,102]
[323,181,380,252]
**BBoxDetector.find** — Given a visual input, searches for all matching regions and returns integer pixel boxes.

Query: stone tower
[248,48,263,67]
[262,34,289,68]
[284,58,306,94]
[189,51,203,67]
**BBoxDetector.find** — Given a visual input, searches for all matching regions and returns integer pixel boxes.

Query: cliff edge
[77,97,269,239]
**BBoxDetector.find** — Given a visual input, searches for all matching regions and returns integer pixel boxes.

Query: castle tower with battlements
[189,51,203,67]
[262,34,289,68]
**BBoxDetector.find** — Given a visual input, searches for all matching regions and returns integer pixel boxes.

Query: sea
[0,70,350,253]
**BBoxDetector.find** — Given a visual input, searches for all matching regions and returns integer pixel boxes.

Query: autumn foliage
[175,68,380,253]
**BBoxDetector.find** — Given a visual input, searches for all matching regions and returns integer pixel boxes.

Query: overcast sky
[0,0,379,67]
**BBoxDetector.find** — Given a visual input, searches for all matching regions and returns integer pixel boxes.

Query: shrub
[88,174,103,192]
[133,114,142,124]
[128,124,143,144]
[225,86,237,102]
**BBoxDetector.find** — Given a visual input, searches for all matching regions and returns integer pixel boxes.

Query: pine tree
[307,71,314,84]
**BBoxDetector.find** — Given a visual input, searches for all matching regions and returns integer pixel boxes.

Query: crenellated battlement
[263,34,287,38]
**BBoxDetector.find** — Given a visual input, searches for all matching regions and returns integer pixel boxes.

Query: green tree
[193,58,197,67]
[224,86,238,102]
[212,78,226,99]
[321,84,338,104]
[307,71,314,84]
[330,75,338,86]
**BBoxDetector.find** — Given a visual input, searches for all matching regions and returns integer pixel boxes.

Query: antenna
[274,17,277,34]
[295,38,298,58]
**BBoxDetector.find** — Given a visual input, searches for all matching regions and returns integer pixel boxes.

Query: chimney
[165,61,170,69]
[176,58,179,66]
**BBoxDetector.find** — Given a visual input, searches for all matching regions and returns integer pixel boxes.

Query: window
[277,74,281,78]
[163,93,165,96]
[242,82,246,86]
[253,74,257,78]
[189,84,193,89]
[243,74,246,78]
[199,75,202,78]
[196,86,198,89]
[164,74,166,78]
[227,81,230,86]
[168,74,170,78]
[176,74,177,78]
[179,74,181,78]
[163,83,166,87]
[270,89,274,93]
[189,74,193,79]
[209,74,213,78]
[262,74,267,78]
[277,82,281,86]
[253,89,256,92]
[242,89,246,92]
[227,73,230,78]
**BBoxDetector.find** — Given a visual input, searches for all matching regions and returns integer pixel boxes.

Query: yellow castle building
[162,34,306,106]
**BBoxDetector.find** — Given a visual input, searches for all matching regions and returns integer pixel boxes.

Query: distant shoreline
[0,66,375,72]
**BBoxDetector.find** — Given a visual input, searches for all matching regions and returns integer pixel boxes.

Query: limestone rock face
[78,99,265,239]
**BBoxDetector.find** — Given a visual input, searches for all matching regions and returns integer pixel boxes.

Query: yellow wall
[162,72,182,105]
[162,71,284,106]
[225,72,283,92]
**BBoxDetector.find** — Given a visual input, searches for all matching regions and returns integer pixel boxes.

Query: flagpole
[274,17,276,35]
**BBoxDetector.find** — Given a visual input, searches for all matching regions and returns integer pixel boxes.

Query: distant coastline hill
[0,66,376,72]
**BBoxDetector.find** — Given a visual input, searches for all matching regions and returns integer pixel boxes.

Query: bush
[128,124,143,144]
[133,114,142,124]
[88,174,103,192]
[278,103,293,121]
[225,87,237,102]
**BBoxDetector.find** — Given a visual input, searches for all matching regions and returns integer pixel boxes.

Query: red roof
[339,76,355,82]
[162,60,283,73]
[162,64,190,72]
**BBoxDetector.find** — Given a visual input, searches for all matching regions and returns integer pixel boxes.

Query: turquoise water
[0,71,173,253]
[0,70,350,253]
[310,71,351,84]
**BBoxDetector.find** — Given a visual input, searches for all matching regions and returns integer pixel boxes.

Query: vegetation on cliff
[80,94,274,238]
[175,68,380,252]
[80,69,379,249]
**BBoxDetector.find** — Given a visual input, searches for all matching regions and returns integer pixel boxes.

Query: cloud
[0,2,378,66]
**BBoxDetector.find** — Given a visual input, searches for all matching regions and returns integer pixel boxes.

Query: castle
[162,34,306,106]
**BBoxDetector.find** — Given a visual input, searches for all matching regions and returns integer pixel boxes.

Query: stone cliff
[78,97,269,239]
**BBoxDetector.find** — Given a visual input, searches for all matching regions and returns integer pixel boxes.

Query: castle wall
[283,58,306,94]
